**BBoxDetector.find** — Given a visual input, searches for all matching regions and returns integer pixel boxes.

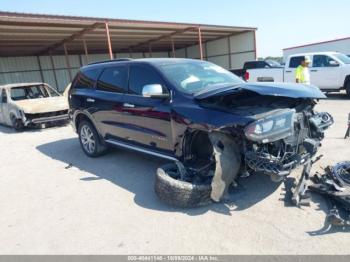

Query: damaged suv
[69,58,333,207]
[0,83,69,131]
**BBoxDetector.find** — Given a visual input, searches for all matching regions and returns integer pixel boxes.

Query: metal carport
[0,12,257,91]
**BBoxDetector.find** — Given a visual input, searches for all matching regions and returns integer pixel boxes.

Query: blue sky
[1,0,349,57]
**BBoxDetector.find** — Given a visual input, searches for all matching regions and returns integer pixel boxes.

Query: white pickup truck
[245,52,350,97]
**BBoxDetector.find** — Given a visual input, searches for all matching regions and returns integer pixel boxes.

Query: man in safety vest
[295,56,311,84]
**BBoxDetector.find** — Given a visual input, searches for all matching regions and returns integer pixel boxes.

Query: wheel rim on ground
[80,125,96,154]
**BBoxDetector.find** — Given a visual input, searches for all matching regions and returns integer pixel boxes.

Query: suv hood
[194,82,326,100]
[13,96,68,114]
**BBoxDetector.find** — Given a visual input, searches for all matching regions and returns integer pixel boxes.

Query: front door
[120,64,172,152]
[311,55,341,89]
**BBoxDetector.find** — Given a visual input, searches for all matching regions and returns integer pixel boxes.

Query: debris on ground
[309,161,350,227]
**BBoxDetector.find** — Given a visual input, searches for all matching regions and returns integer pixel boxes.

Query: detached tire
[154,163,212,208]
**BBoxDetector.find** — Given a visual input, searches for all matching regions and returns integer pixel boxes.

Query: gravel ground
[0,93,349,255]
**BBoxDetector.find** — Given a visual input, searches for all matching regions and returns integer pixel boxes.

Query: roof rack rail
[88,58,133,66]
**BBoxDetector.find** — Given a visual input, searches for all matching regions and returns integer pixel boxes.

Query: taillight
[244,71,250,81]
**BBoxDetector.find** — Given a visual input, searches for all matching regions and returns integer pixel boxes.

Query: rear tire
[154,163,213,208]
[78,120,107,157]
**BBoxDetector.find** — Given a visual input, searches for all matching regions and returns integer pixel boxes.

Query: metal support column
[63,43,73,82]
[36,56,44,82]
[149,44,153,57]
[171,37,175,58]
[197,27,203,60]
[49,52,59,91]
[227,37,232,69]
[82,38,89,64]
[105,22,114,60]
[253,30,257,60]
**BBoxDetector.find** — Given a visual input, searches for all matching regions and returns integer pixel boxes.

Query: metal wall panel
[175,48,186,58]
[230,52,255,69]
[39,56,53,70]
[0,56,39,72]
[186,44,207,59]
[0,71,42,85]
[207,55,230,69]
[230,32,255,53]
[206,38,229,57]
[42,70,57,90]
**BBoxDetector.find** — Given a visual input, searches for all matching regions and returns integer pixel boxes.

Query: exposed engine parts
[244,111,333,181]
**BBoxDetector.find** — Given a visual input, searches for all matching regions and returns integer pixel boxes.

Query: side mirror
[1,96,7,103]
[329,60,339,67]
[142,84,169,98]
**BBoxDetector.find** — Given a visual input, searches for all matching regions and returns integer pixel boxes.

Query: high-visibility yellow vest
[295,65,310,84]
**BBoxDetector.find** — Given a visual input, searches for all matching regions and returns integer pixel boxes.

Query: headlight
[245,109,295,143]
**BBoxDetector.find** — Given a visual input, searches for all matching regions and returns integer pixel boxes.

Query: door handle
[285,70,292,73]
[123,103,135,108]
[86,98,95,103]
[310,70,318,72]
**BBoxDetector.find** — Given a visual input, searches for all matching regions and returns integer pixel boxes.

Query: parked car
[245,52,350,97]
[0,83,69,130]
[230,60,283,80]
[69,58,333,207]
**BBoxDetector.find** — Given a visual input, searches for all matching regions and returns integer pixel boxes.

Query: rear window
[289,56,305,68]
[97,66,128,93]
[73,68,101,89]
[244,61,266,69]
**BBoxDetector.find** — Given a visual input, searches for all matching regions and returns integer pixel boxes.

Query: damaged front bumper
[243,112,333,180]
[21,110,69,126]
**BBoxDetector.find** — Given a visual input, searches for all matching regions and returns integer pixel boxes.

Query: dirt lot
[0,93,349,255]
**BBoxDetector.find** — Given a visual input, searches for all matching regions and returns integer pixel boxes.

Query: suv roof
[82,58,199,71]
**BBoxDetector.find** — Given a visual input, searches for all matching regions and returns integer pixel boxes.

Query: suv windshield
[10,85,59,101]
[334,53,350,64]
[159,61,243,94]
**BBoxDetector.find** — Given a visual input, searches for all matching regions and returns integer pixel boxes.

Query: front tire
[10,115,24,131]
[78,120,107,157]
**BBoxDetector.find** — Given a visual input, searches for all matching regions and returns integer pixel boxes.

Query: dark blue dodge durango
[68,58,333,207]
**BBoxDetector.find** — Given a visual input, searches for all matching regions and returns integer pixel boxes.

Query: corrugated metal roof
[0,11,256,56]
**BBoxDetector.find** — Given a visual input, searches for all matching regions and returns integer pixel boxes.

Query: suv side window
[97,66,128,93]
[73,68,101,89]
[289,56,305,68]
[313,55,336,67]
[128,65,165,95]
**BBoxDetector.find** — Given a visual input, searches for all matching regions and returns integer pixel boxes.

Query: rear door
[119,64,172,151]
[92,65,129,139]
[311,55,341,89]
[284,56,305,83]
